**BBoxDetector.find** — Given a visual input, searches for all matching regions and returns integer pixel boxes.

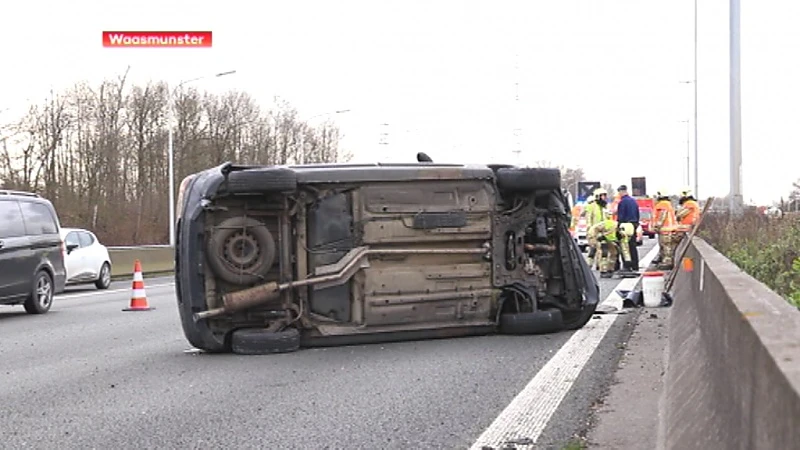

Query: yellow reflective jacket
[588,219,628,243]
[585,203,605,229]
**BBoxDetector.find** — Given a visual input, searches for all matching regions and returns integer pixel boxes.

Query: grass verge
[699,209,800,308]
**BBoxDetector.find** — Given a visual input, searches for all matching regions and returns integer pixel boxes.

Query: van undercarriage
[175,162,600,354]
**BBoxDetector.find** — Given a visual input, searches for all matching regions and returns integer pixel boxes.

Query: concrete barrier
[659,238,800,449]
[108,245,174,279]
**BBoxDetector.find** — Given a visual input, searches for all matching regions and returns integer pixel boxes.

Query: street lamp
[680,120,690,187]
[167,69,236,247]
[680,79,698,196]
[297,109,351,164]
[679,0,698,197]
[730,0,743,212]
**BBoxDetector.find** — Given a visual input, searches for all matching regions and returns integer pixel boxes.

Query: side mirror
[66,243,79,254]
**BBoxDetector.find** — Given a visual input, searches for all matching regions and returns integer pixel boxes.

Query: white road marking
[57,282,174,300]
[470,244,660,450]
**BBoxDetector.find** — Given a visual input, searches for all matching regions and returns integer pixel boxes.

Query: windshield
[640,209,652,219]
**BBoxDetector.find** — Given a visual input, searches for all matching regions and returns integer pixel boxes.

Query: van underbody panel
[175,162,600,353]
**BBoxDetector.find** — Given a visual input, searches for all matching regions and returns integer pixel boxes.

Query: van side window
[19,201,59,235]
[0,200,26,238]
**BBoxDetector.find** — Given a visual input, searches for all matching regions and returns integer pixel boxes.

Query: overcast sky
[2,0,798,204]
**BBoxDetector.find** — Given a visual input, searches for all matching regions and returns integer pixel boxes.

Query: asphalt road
[0,240,657,449]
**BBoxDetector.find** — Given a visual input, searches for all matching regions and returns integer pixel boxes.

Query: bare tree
[1,72,348,245]
[126,81,168,242]
[560,167,585,199]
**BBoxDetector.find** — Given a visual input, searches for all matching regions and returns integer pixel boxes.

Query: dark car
[174,158,600,355]
[0,190,67,314]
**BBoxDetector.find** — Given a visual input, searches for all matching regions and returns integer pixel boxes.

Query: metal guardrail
[107,245,174,279]
[108,244,172,250]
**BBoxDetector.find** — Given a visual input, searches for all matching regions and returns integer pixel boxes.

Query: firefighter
[586,188,608,226]
[653,189,678,270]
[587,219,634,278]
[585,189,608,269]
[677,188,700,227]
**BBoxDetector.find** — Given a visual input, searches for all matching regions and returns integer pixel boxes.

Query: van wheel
[499,310,564,335]
[231,328,301,355]
[24,271,54,314]
[224,168,297,194]
[495,167,562,193]
[95,263,112,289]
[206,216,277,286]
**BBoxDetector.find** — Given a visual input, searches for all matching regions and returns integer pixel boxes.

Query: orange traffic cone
[123,259,155,311]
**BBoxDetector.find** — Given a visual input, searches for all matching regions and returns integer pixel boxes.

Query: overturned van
[174,159,600,354]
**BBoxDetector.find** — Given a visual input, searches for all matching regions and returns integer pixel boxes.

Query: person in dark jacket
[615,185,640,271]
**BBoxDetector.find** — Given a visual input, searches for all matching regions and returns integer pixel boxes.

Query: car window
[78,231,95,247]
[65,231,80,247]
[19,201,59,235]
[0,200,26,238]
[640,210,652,219]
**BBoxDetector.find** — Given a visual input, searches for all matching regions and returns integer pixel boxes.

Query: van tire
[495,167,562,193]
[231,328,301,355]
[499,310,564,335]
[24,270,54,314]
[224,168,297,194]
[206,216,277,286]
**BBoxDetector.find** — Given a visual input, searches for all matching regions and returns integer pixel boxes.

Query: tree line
[0,69,349,246]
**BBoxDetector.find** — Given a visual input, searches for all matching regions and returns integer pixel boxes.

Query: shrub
[699,210,800,308]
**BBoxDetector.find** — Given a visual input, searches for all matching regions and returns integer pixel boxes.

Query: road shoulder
[585,306,670,449]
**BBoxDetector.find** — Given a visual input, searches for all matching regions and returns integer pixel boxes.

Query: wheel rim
[37,276,52,308]
[223,232,262,270]
[101,265,111,286]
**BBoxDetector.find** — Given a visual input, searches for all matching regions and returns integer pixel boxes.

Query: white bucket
[642,271,665,307]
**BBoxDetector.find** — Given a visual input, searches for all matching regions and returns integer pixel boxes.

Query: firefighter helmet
[618,222,634,237]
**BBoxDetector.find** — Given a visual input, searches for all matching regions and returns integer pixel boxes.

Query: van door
[18,200,63,286]
[0,199,33,300]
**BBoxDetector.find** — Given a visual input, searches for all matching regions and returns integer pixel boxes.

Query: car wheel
[498,310,564,335]
[95,262,112,290]
[495,167,562,193]
[230,327,301,355]
[24,271,54,314]
[206,216,277,286]
[579,244,587,253]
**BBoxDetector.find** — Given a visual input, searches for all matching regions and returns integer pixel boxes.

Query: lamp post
[297,109,351,164]
[680,120,691,187]
[692,0,698,197]
[680,78,698,195]
[168,70,236,247]
[678,0,699,196]
[730,0,743,212]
